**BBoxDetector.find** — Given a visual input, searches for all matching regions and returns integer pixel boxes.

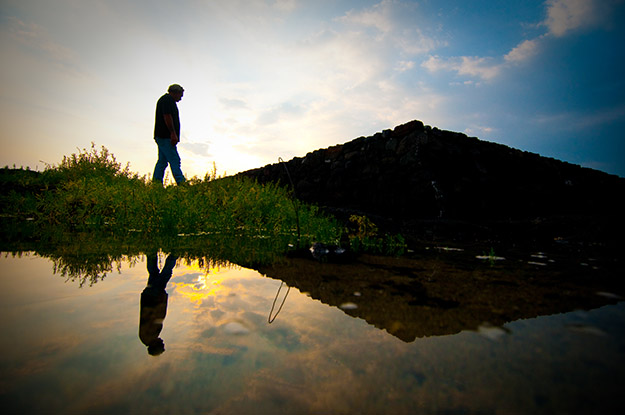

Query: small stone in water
[566,324,606,336]
[596,291,622,299]
[476,255,505,261]
[222,321,250,335]
[340,302,358,310]
[477,323,508,341]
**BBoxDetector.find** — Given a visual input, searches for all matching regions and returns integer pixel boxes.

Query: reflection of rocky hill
[244,120,625,341]
[239,120,625,244]
[255,251,623,342]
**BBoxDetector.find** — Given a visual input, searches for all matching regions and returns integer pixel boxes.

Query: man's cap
[168,84,184,93]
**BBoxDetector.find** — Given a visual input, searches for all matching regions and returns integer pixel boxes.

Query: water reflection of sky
[0,253,623,414]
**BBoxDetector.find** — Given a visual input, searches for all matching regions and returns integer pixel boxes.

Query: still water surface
[0,251,623,414]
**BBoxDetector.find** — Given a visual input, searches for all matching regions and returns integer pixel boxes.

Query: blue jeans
[153,137,185,184]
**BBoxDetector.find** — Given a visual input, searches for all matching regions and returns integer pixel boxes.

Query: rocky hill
[238,120,625,245]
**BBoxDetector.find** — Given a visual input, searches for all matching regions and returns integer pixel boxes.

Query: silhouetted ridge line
[238,119,625,224]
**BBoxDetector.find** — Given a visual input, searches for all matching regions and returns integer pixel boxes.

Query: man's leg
[152,138,170,183]
[167,147,186,184]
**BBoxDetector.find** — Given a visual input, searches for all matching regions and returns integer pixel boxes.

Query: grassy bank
[2,145,408,256]
[1,145,341,245]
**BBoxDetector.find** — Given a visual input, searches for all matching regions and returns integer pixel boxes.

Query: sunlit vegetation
[1,144,341,243]
[2,145,408,270]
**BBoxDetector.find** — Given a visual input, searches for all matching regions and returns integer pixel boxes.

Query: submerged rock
[287,242,354,263]
[309,242,348,262]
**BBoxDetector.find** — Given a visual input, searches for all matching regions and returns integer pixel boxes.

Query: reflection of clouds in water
[5,254,624,414]
[150,259,416,413]
[170,265,234,306]
[206,321,404,414]
[161,261,310,384]
[221,321,251,335]
[173,272,203,285]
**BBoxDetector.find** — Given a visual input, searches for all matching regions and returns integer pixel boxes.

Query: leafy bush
[41,143,139,185]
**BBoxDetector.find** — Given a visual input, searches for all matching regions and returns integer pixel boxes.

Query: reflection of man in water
[139,252,178,356]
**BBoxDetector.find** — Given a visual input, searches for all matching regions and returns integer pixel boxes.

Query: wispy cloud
[4,0,623,178]
[3,16,83,77]
[422,32,546,82]
[339,0,396,34]
[464,125,496,137]
[422,55,502,82]
[272,0,297,12]
[219,98,249,110]
[421,33,546,82]
[543,0,598,36]
[420,0,619,82]
[395,60,415,72]
[199,0,448,167]
[337,0,442,55]
[504,38,540,63]
[532,104,625,130]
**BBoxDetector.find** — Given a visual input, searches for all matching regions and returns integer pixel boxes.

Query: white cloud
[421,31,546,82]
[420,0,622,83]
[219,98,249,110]
[273,0,297,12]
[338,0,441,55]
[464,125,495,136]
[423,34,545,82]
[544,0,597,36]
[395,60,415,72]
[504,38,540,63]
[456,56,502,80]
[182,142,212,158]
[422,55,502,81]
[256,102,305,126]
[396,29,443,55]
[18,0,623,178]
[338,0,395,34]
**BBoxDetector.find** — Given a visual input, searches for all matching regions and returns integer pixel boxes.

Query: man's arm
[163,114,179,145]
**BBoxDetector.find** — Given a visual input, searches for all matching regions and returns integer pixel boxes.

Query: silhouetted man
[139,252,178,356]
[153,84,186,185]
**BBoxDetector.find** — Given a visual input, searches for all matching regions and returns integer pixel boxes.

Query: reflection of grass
[2,145,409,265]
[0,145,348,286]
[1,144,341,244]
[0,226,303,287]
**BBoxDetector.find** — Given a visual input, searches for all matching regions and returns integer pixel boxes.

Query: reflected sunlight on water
[172,261,229,306]
[0,252,623,415]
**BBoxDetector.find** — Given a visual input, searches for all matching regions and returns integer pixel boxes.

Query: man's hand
[164,114,179,145]
[170,132,179,146]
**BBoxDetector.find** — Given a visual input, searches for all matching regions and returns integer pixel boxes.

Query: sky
[1,0,624,179]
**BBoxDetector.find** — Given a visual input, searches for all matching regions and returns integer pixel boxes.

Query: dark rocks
[238,120,625,245]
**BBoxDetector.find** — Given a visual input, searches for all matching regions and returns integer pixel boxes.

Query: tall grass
[3,145,409,257]
[4,144,342,245]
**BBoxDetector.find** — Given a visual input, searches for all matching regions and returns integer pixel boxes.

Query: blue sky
[1,0,624,178]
